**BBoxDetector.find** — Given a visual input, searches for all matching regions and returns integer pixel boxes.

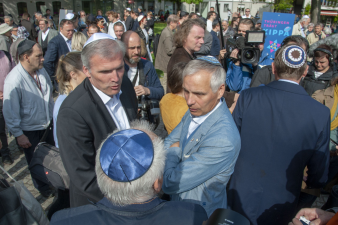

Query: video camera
[226,31,265,64]
[138,95,160,129]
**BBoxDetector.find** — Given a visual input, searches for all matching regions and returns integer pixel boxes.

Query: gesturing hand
[134,85,150,96]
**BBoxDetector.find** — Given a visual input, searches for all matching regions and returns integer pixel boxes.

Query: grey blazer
[38,29,59,46]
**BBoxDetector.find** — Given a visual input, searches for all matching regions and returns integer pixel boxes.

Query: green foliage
[334,15,338,23]
[274,0,293,12]
[156,69,164,78]
[304,3,311,15]
[154,22,166,35]
[158,0,203,6]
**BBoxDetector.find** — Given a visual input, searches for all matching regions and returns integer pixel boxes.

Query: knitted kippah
[282,45,306,69]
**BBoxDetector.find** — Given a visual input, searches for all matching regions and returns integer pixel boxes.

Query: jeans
[21,127,55,192]
[0,100,9,156]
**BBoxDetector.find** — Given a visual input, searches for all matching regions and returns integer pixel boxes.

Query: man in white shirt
[57,33,138,208]
[242,8,253,19]
[292,15,310,37]
[206,11,216,32]
[38,18,58,56]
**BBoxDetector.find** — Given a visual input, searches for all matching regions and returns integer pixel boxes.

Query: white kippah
[65,13,74,20]
[137,15,144,22]
[302,15,309,19]
[83,33,116,48]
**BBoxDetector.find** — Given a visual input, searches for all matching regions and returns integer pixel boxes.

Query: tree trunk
[310,0,321,24]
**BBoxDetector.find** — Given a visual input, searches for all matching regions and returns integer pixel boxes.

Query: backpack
[2,51,12,63]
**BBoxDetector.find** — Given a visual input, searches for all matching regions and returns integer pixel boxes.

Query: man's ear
[83,65,91,78]
[217,83,225,100]
[301,65,309,78]
[153,178,163,194]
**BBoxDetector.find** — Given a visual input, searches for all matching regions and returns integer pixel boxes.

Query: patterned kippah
[282,45,306,69]
[195,56,222,67]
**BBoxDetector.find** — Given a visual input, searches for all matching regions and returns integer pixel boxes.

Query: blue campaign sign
[261,12,296,62]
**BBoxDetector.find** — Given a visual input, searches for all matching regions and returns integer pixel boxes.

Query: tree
[304,3,311,15]
[310,0,321,24]
[274,0,293,12]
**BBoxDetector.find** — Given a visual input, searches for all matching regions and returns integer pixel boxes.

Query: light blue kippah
[195,55,222,67]
[282,45,306,68]
[99,129,154,183]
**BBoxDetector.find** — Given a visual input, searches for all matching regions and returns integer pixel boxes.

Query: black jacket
[301,65,338,96]
[250,65,274,88]
[57,77,138,207]
[125,15,134,31]
[145,18,154,39]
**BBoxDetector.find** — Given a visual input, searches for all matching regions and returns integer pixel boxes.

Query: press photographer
[122,31,164,123]
[225,19,265,93]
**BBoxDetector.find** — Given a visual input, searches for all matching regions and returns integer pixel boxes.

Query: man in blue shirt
[163,56,241,216]
[210,21,221,58]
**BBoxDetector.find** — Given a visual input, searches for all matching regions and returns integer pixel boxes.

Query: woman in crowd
[231,17,240,32]
[136,15,153,62]
[306,23,314,36]
[96,15,107,33]
[160,62,188,134]
[48,52,86,219]
[71,31,87,51]
[301,44,338,96]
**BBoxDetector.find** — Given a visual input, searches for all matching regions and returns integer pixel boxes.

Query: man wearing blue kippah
[50,120,208,225]
[227,44,330,225]
[162,56,241,217]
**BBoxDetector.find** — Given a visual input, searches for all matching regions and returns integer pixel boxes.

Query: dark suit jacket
[125,16,133,31]
[43,34,69,79]
[57,77,138,207]
[228,80,330,225]
[21,19,37,41]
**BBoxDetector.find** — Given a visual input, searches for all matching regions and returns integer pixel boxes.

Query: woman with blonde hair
[48,53,86,221]
[71,31,87,51]
[53,51,86,148]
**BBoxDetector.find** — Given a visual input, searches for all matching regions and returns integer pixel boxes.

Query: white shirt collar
[190,99,222,125]
[60,32,70,42]
[278,79,299,85]
[91,84,122,104]
[43,28,50,35]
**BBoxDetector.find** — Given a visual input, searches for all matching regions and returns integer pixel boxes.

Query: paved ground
[0,120,330,216]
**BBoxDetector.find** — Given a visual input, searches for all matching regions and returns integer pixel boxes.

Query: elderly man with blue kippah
[162,56,241,217]
[50,120,208,225]
[227,44,330,225]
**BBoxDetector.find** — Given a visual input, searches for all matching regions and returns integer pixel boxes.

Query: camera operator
[226,18,257,93]
[122,31,164,100]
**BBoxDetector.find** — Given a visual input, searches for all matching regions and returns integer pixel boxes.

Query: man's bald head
[121,31,142,64]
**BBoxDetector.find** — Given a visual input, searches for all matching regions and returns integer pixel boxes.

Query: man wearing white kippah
[57,33,138,208]
[292,15,311,37]
[228,44,330,225]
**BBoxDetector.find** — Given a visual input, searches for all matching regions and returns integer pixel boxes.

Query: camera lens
[244,50,255,60]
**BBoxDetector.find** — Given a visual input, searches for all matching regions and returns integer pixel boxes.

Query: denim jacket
[226,60,256,93]
[163,99,241,216]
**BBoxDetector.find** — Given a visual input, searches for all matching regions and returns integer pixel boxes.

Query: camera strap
[132,62,146,87]
[132,67,139,87]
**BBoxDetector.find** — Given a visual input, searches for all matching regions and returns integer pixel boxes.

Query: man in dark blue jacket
[122,31,164,100]
[228,44,330,225]
[210,21,221,58]
[50,123,208,225]
[43,19,74,88]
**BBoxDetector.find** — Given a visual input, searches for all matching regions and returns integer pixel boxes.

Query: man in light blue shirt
[162,56,241,216]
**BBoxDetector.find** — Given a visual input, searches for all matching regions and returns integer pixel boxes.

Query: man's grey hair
[35,12,42,17]
[300,17,309,23]
[95,120,166,206]
[167,15,178,25]
[183,59,226,93]
[4,16,13,21]
[81,39,126,71]
[324,27,332,35]
[308,23,314,28]
[315,23,321,28]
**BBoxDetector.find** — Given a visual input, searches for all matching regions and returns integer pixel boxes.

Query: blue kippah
[282,45,306,68]
[195,56,222,67]
[99,129,154,183]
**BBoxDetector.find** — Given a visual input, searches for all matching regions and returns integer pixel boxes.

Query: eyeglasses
[246,11,250,12]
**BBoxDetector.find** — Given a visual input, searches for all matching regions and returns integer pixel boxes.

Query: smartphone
[299,216,310,225]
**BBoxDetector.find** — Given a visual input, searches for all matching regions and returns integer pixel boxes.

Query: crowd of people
[0,6,338,225]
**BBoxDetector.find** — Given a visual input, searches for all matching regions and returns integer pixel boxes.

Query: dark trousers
[47,189,70,220]
[0,100,9,156]
[21,128,55,192]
